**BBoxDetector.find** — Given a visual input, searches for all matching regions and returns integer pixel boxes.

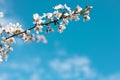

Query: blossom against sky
[0,0,120,80]
[0,4,92,62]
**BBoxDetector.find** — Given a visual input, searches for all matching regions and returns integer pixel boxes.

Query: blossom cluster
[0,4,92,63]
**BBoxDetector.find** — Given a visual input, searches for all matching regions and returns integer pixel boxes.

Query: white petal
[64,4,71,11]
[76,5,82,12]
[54,4,63,10]
[33,13,40,20]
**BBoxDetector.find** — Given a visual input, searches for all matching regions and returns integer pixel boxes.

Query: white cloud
[0,39,120,80]
[0,57,42,80]
[2,57,41,71]
[30,73,40,80]
[49,54,120,80]
[0,12,4,18]
[56,49,67,56]
[0,73,9,80]
[49,56,97,79]
[0,52,120,80]
[99,73,120,80]
[0,0,22,25]
[108,73,120,80]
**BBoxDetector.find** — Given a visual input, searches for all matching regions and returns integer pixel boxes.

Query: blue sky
[0,0,120,80]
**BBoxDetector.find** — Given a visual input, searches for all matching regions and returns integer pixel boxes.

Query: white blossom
[26,30,30,34]
[64,4,71,12]
[33,13,44,24]
[5,45,13,51]
[43,13,53,19]
[76,5,83,13]
[0,4,92,63]
[86,6,93,11]
[28,35,35,42]
[54,4,64,10]
[1,37,7,44]
[53,11,62,19]
[36,35,47,43]
[64,13,69,17]
[34,25,43,34]
[85,11,90,15]
[8,37,16,44]
[33,13,40,21]
[5,22,23,35]
[84,15,90,21]
[69,13,80,21]
[58,25,66,33]
[22,34,29,42]
[41,36,47,43]
[61,19,69,25]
